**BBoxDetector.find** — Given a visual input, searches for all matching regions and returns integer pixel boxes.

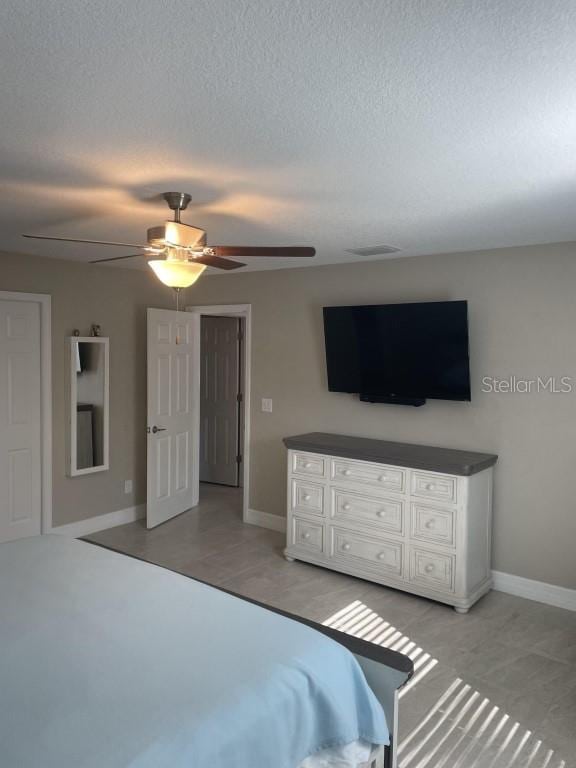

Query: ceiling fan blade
[212,246,315,258]
[23,234,148,248]
[89,254,145,264]
[195,255,246,270]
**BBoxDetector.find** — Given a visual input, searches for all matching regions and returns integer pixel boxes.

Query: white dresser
[283,433,497,613]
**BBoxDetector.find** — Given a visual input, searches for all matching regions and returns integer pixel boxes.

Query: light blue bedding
[0,535,388,767]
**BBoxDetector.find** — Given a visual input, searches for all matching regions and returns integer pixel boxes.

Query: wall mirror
[69,337,109,476]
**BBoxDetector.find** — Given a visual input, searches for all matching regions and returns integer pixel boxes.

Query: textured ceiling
[2,0,576,273]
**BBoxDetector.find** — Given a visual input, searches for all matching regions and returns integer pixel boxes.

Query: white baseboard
[51,504,145,539]
[492,570,576,612]
[245,508,287,533]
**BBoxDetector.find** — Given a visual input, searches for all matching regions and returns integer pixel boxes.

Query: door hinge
[237,392,243,403]
[236,454,242,464]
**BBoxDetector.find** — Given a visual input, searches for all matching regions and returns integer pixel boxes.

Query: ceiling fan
[23,191,315,288]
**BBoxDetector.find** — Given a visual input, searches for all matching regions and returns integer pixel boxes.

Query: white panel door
[147,309,199,529]
[0,300,41,542]
[200,316,241,486]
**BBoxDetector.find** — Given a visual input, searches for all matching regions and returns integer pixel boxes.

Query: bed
[0,535,412,768]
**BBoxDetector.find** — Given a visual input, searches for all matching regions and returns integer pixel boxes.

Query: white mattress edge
[298,738,378,768]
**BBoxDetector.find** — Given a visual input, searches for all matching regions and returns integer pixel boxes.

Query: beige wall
[1,251,171,526]
[2,243,575,589]
[189,242,576,589]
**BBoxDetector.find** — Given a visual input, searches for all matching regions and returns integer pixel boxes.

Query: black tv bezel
[322,300,471,403]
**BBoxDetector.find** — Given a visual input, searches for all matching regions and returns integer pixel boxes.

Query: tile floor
[87,484,576,768]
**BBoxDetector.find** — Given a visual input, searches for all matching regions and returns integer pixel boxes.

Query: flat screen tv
[323,301,471,405]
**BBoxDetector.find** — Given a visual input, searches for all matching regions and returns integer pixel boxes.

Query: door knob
[149,425,167,434]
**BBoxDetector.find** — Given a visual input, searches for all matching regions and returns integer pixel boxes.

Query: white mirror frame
[68,336,110,477]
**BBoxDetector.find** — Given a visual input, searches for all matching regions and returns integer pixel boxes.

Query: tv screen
[323,301,471,402]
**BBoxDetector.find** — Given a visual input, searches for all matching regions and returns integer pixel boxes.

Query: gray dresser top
[283,432,498,476]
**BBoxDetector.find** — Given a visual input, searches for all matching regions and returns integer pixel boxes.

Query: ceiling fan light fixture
[148,260,206,288]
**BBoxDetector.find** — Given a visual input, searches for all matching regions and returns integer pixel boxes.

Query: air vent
[346,244,401,257]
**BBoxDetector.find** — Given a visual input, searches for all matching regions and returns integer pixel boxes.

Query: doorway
[199,316,243,488]
[0,292,52,542]
[187,304,251,523]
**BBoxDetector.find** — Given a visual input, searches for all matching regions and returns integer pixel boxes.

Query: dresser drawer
[331,459,405,494]
[330,527,403,576]
[411,471,457,504]
[291,479,324,516]
[410,503,455,547]
[410,547,454,592]
[290,516,324,553]
[291,452,326,479]
[332,488,403,534]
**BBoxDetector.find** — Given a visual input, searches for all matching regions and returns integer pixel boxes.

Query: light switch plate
[124,479,133,494]
[261,398,273,413]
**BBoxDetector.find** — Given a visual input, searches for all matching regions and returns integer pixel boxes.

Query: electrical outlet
[261,398,273,413]
[124,479,133,495]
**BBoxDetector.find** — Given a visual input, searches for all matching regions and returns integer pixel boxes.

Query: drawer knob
[424,563,435,574]
[378,474,387,482]
[342,542,351,551]
[343,503,352,511]
[302,494,311,502]
[377,552,386,561]
[303,462,312,469]
[426,483,436,491]
[377,509,387,518]
[425,519,436,529]
[342,469,352,476]
[302,531,311,540]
